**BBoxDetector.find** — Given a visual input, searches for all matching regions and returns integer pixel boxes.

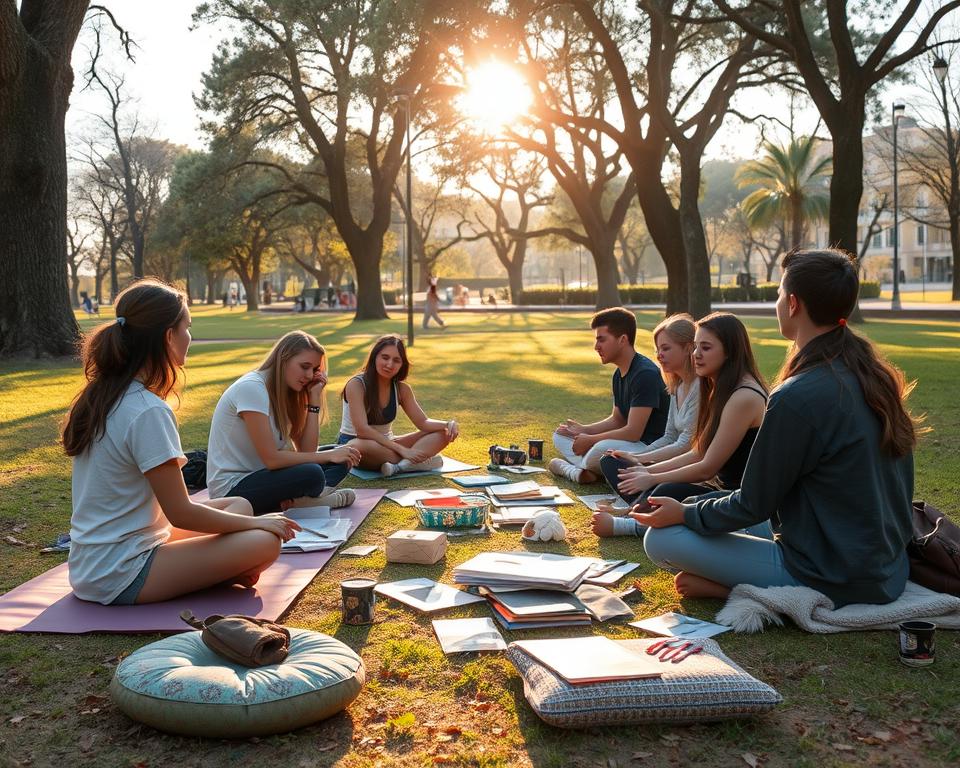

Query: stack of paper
[482,587,592,630]
[486,483,575,507]
[385,488,465,507]
[489,506,549,526]
[513,636,663,684]
[452,551,595,591]
[281,513,352,552]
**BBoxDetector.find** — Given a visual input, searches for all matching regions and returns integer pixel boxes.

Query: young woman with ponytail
[63,280,300,606]
[634,250,919,606]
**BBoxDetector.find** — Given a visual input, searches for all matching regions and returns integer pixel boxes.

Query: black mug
[341,578,377,625]
[528,439,544,462]
[898,620,936,667]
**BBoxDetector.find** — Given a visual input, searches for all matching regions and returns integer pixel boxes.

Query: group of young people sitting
[63,248,917,614]
[550,249,917,607]
[64,295,457,606]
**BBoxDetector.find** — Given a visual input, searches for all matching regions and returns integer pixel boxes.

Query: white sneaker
[549,457,583,483]
[397,455,444,472]
[316,487,357,509]
[380,462,399,477]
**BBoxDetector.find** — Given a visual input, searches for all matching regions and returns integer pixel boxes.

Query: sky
[64,2,944,163]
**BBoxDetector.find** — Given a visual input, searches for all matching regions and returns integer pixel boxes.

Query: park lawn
[1,311,959,768]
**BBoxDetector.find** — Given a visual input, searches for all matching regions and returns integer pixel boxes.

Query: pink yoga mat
[0,488,386,634]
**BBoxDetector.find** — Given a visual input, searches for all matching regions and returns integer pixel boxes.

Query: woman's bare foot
[230,572,261,589]
[674,571,731,599]
[591,511,616,537]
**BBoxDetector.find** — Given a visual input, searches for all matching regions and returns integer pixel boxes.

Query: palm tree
[736,135,832,251]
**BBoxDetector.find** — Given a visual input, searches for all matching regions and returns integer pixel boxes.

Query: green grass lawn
[3,308,960,767]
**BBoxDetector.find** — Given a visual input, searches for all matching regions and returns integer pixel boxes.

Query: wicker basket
[416,494,490,528]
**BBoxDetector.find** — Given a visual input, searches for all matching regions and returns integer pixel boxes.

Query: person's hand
[253,513,301,542]
[617,465,655,494]
[306,369,328,401]
[606,449,640,466]
[628,496,685,528]
[328,445,361,468]
[444,419,459,442]
[556,419,583,437]
[571,433,594,455]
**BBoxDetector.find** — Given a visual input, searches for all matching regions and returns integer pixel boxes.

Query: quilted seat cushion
[110,628,364,737]
[507,637,780,728]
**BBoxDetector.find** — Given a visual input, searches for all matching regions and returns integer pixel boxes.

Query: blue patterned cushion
[507,638,781,728]
[111,628,364,736]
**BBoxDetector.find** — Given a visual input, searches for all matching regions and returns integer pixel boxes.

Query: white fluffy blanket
[716,581,960,634]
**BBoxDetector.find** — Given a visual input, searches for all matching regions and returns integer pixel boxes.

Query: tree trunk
[631,167,688,314]
[0,17,82,356]
[94,263,106,304]
[677,157,712,319]
[109,247,120,302]
[592,236,621,310]
[951,215,960,302]
[828,117,866,321]
[351,230,388,320]
[70,266,81,308]
[496,238,527,303]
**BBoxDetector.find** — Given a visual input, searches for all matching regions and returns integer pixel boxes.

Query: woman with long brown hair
[339,334,458,476]
[206,331,361,515]
[64,280,299,606]
[636,249,918,606]
[593,312,767,537]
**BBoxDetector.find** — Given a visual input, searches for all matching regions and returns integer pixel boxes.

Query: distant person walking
[422,278,446,329]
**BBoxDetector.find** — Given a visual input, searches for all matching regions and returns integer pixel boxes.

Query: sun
[458,61,532,133]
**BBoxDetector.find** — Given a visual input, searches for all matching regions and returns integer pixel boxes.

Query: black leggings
[229,462,349,516]
[598,455,719,507]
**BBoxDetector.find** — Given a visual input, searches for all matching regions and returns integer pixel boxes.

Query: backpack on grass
[908,500,960,597]
[181,449,207,490]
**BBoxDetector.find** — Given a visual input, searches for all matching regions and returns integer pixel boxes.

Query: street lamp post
[892,102,906,311]
[396,91,415,346]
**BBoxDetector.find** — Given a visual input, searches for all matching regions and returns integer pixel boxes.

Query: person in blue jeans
[592,312,766,538]
[632,249,917,606]
[206,331,361,515]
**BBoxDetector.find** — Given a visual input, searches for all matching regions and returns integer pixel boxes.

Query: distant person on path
[422,277,446,329]
[549,307,670,484]
[593,312,766,537]
[80,291,98,315]
[339,334,459,477]
[228,288,237,311]
[206,331,361,514]
[327,284,336,308]
[62,279,299,605]
[634,249,917,605]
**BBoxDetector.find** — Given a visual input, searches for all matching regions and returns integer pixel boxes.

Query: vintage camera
[489,444,528,466]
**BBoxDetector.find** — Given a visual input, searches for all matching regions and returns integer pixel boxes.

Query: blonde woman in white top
[593,314,699,536]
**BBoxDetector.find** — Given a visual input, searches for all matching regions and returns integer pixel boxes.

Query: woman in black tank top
[594,314,767,536]
[340,334,461,477]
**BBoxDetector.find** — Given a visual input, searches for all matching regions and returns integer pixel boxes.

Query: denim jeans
[229,459,349,516]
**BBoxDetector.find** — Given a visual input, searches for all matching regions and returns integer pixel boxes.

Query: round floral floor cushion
[110,628,364,737]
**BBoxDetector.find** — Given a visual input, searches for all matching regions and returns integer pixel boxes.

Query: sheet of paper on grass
[582,558,641,586]
[375,578,486,613]
[578,494,632,512]
[453,551,595,590]
[281,516,352,553]
[498,464,549,474]
[629,611,730,638]
[339,545,378,557]
[432,617,506,654]
[489,506,551,525]
[385,488,465,507]
[350,455,479,480]
[513,636,662,684]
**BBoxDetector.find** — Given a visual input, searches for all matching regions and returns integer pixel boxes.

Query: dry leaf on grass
[8,715,27,725]
[832,743,855,752]
[631,753,653,761]
[742,753,759,767]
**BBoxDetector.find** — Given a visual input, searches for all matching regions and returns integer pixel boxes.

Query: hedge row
[516,282,880,305]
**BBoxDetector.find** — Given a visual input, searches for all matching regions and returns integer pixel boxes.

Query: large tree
[0,1,92,356]
[716,0,960,260]
[195,0,485,320]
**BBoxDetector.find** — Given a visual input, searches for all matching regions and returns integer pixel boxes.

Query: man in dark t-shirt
[550,307,669,484]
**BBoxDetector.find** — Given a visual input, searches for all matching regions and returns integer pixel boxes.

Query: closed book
[512,636,663,684]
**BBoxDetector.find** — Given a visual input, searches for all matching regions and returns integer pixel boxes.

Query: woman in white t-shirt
[63,280,300,606]
[339,334,458,476]
[206,331,361,514]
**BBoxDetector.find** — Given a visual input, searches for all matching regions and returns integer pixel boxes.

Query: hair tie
[838,318,847,327]
[116,316,126,327]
